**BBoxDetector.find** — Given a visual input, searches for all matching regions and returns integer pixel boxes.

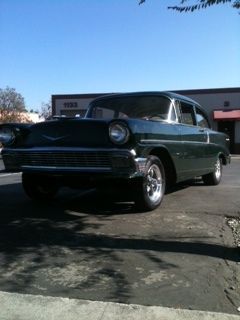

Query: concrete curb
[0,291,239,320]
[231,155,240,160]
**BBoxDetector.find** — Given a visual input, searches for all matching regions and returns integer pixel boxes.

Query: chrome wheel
[202,157,222,186]
[134,156,166,211]
[214,158,221,180]
[146,164,164,203]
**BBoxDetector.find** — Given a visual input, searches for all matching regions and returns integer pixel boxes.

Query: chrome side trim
[140,139,210,145]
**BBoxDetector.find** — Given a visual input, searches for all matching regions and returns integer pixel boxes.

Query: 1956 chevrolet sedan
[0,92,231,211]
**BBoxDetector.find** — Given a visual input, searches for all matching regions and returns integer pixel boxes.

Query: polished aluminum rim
[215,158,221,180]
[146,164,163,203]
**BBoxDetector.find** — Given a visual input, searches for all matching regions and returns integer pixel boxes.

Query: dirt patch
[226,217,240,248]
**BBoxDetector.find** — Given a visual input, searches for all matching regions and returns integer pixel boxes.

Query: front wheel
[22,173,59,201]
[202,157,222,185]
[134,156,166,211]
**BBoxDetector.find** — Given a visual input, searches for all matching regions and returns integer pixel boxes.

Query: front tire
[202,157,222,185]
[134,156,166,211]
[22,173,59,201]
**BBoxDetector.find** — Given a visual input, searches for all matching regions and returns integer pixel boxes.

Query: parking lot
[0,157,239,315]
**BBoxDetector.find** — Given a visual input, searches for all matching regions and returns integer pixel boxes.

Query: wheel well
[219,153,227,165]
[149,148,177,187]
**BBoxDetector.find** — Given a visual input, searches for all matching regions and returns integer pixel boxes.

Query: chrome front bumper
[2,147,147,177]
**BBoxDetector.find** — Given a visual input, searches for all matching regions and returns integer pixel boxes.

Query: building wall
[235,122,240,153]
[52,94,106,118]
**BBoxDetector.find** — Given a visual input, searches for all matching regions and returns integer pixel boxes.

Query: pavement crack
[98,302,109,320]
[224,288,239,310]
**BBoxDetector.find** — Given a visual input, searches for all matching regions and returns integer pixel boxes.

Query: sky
[0,0,239,111]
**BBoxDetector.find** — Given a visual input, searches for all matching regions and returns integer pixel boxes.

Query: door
[218,121,235,153]
[177,102,209,180]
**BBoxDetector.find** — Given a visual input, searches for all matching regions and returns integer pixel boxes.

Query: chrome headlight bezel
[0,126,16,146]
[109,122,130,145]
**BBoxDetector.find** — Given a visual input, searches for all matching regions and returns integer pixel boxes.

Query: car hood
[5,117,170,149]
[16,119,113,148]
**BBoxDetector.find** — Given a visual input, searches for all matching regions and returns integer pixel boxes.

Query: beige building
[0,111,44,124]
[52,87,240,153]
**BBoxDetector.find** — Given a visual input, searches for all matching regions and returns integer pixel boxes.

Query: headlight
[0,127,15,145]
[109,122,130,145]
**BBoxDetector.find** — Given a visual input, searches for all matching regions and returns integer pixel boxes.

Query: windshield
[88,95,173,121]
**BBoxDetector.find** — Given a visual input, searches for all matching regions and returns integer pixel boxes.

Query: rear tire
[22,173,59,201]
[202,157,222,185]
[134,156,166,211]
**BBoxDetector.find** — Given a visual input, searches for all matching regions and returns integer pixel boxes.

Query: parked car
[0,92,231,211]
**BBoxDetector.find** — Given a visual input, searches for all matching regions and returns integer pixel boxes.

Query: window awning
[213,110,240,121]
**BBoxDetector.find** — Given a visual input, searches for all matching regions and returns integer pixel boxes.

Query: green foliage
[39,101,52,120]
[139,0,240,11]
[0,86,27,123]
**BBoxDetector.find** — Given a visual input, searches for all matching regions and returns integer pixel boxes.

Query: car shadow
[0,182,238,260]
[59,178,207,214]
[0,181,239,303]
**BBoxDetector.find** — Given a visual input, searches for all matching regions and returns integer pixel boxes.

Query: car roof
[90,91,201,107]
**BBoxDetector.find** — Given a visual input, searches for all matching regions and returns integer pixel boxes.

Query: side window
[195,107,210,128]
[180,102,196,126]
[91,107,128,119]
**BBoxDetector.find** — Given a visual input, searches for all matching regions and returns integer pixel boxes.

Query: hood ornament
[42,134,69,142]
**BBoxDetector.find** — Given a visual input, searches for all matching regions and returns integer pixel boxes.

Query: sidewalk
[0,291,239,320]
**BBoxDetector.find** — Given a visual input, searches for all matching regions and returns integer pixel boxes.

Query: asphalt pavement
[0,157,239,319]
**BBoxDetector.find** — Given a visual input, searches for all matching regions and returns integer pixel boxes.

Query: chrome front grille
[4,150,112,169]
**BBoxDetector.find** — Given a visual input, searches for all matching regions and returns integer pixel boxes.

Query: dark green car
[0,92,231,211]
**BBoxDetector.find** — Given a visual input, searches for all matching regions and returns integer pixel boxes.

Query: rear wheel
[22,173,59,201]
[134,156,166,211]
[202,157,222,185]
